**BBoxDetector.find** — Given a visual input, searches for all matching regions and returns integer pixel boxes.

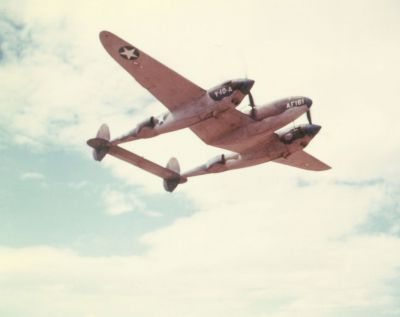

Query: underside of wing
[100,31,206,112]
[189,107,254,152]
[273,150,331,171]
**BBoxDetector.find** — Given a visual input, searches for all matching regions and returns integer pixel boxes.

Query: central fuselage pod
[111,79,254,145]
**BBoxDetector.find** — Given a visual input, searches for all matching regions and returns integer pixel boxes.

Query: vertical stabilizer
[97,123,110,140]
[163,157,181,192]
[87,124,111,161]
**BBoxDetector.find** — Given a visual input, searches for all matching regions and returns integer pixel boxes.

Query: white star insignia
[120,47,139,60]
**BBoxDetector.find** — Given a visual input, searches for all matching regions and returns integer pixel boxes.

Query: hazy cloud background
[0,0,399,316]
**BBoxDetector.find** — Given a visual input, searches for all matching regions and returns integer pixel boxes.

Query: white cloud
[0,181,399,317]
[13,134,44,148]
[1,1,400,317]
[102,187,145,215]
[20,171,45,180]
[67,180,88,189]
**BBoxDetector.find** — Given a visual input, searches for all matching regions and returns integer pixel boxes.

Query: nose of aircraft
[304,97,313,108]
[304,124,321,136]
[239,79,255,94]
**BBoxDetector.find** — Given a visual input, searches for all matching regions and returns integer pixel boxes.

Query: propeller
[240,52,257,119]
[248,91,256,119]
[306,110,312,125]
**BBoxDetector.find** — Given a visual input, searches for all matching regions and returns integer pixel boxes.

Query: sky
[0,0,400,316]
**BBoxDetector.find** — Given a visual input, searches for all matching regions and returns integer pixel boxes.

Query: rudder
[163,157,181,192]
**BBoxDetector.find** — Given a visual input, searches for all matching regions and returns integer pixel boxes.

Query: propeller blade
[248,91,257,119]
[306,110,312,124]
[248,91,255,108]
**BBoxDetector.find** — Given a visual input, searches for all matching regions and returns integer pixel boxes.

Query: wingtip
[99,30,115,44]
[320,164,332,171]
[99,30,110,38]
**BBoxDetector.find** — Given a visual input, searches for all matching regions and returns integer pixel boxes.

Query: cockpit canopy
[280,127,307,144]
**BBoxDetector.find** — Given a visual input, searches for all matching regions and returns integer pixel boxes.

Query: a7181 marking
[286,98,305,109]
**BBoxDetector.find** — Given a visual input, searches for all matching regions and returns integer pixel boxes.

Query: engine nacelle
[133,116,158,138]
[137,116,157,130]
[243,97,312,121]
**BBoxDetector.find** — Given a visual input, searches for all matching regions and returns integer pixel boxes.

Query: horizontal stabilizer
[273,150,331,171]
[107,146,186,192]
[87,124,185,192]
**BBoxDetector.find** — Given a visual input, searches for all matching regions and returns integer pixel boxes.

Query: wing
[189,108,255,153]
[100,31,206,112]
[273,150,331,171]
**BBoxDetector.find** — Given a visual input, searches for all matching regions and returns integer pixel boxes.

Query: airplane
[87,31,330,192]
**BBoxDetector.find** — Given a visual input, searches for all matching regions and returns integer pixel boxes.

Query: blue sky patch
[0,142,196,256]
